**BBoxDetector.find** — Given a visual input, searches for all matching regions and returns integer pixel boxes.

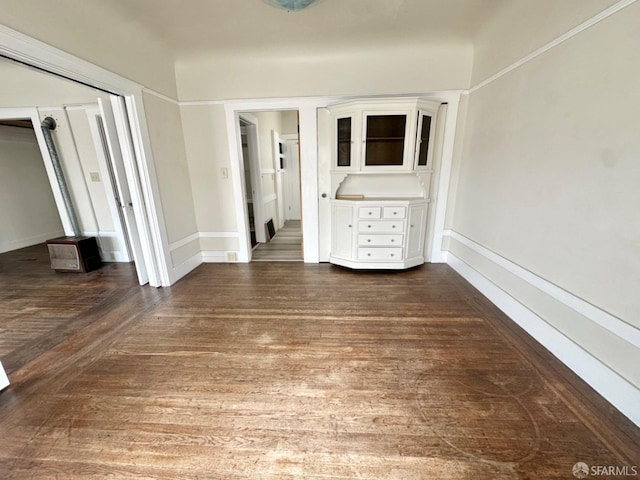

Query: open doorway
[0,105,141,271]
[238,110,303,262]
[0,57,153,375]
[0,54,152,285]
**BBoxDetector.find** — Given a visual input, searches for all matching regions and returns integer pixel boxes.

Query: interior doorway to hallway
[238,110,303,262]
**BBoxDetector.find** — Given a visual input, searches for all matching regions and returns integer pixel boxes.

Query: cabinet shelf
[365,137,405,141]
[330,97,441,173]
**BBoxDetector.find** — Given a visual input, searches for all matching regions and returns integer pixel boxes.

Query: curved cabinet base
[329,255,424,270]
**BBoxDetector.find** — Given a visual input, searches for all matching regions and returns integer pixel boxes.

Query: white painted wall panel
[176,43,473,101]
[456,2,640,325]
[0,125,64,253]
[180,104,237,234]
[142,92,197,246]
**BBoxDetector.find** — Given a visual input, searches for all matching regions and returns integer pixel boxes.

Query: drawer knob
[367,253,371,257]
[390,253,395,257]
[368,225,371,228]
[391,239,395,243]
[367,239,371,243]
[368,212,372,215]
[348,224,352,228]
[393,212,397,215]
[392,225,396,229]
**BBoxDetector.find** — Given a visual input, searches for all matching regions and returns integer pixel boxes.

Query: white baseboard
[0,229,65,254]
[446,230,640,348]
[170,252,202,282]
[446,249,640,427]
[202,251,235,263]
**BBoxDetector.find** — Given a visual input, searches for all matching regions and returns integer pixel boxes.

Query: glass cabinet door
[336,116,352,167]
[416,113,432,168]
[363,114,407,167]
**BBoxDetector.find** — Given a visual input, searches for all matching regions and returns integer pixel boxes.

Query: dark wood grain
[0,260,638,479]
[0,244,141,373]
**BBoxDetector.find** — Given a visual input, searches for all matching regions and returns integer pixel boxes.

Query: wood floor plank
[0,259,638,478]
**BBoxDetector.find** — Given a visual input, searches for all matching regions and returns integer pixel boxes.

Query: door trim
[238,113,266,248]
[224,99,323,263]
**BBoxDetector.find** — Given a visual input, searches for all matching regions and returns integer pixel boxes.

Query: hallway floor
[252,220,303,262]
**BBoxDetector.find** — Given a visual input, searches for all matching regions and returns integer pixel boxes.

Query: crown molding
[0,24,143,95]
[469,0,639,94]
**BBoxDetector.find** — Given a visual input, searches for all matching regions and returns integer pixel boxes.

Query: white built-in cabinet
[331,199,428,269]
[329,97,441,269]
[333,98,440,172]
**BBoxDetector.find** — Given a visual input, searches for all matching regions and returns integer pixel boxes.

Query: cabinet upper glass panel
[364,115,406,166]
[417,114,432,167]
[337,117,352,167]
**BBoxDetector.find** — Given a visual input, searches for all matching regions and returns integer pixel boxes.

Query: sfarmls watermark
[573,462,638,478]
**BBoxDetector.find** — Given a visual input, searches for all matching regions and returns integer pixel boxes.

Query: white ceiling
[105,0,506,61]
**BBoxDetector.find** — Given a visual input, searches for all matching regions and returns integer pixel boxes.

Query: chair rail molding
[443,229,640,426]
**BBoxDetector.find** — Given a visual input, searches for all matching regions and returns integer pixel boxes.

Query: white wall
[471,0,620,85]
[0,0,178,98]
[180,103,239,259]
[449,1,640,424]
[0,125,64,253]
[142,92,198,254]
[175,42,473,101]
[280,111,298,136]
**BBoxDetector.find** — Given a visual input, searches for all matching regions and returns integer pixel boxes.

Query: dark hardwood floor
[0,244,141,374]
[0,249,638,479]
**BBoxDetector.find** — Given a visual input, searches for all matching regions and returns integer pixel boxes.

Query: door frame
[82,104,133,263]
[238,113,267,247]
[225,100,324,263]
[0,24,170,286]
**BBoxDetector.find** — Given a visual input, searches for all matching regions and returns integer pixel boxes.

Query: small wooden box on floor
[46,236,102,273]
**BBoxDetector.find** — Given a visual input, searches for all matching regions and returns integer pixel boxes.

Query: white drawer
[358,207,381,219]
[358,247,403,261]
[383,206,406,219]
[358,220,404,233]
[358,234,403,246]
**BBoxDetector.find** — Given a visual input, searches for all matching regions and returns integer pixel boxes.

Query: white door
[331,204,354,259]
[84,105,132,263]
[283,137,301,220]
[240,117,266,243]
[97,96,149,285]
[407,203,427,259]
[272,130,286,229]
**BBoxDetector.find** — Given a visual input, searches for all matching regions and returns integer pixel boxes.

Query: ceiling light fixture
[262,0,323,12]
